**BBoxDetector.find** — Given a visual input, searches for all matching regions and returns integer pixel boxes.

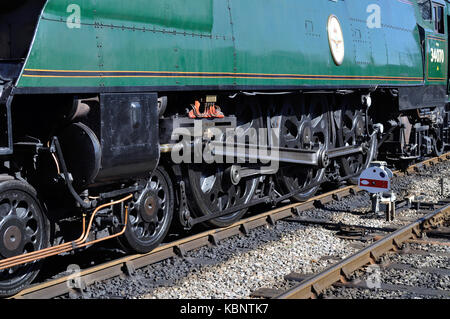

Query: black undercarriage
[0,87,448,296]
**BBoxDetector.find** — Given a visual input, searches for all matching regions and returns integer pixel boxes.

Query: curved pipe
[0,194,132,270]
[52,136,94,209]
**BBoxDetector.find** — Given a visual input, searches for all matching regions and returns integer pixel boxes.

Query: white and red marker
[358,162,393,194]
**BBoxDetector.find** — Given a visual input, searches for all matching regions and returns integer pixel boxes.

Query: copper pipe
[78,196,132,243]
[47,141,61,174]
[0,214,87,266]
[0,194,132,270]
[0,195,132,269]
[76,205,129,249]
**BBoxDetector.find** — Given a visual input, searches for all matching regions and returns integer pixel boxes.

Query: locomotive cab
[0,1,46,155]
[0,1,46,84]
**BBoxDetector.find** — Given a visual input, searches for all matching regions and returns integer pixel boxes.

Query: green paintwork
[17,0,448,90]
[426,35,447,81]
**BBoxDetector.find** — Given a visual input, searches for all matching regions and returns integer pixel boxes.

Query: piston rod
[162,141,365,168]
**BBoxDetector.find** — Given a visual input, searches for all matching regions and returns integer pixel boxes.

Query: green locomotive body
[0,0,449,297]
[11,1,440,91]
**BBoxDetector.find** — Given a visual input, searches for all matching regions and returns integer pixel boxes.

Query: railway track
[327,238,450,299]
[10,152,450,299]
[271,201,450,299]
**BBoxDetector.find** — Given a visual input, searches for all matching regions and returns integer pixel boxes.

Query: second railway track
[10,153,450,299]
[274,202,450,299]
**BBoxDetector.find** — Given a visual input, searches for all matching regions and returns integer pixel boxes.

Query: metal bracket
[122,261,136,277]
[178,181,192,230]
[371,192,397,222]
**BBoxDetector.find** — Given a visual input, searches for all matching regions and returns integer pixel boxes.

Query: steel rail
[277,202,450,299]
[10,152,450,299]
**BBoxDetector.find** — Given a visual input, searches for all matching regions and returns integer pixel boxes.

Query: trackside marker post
[359,162,396,221]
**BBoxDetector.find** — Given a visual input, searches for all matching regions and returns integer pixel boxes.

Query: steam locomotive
[0,0,449,296]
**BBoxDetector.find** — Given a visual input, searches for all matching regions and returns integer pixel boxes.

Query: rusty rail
[277,202,450,299]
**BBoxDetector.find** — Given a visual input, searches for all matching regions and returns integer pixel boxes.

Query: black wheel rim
[0,188,46,291]
[126,169,172,248]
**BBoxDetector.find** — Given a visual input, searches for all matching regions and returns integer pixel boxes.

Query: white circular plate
[358,166,392,194]
[327,15,345,66]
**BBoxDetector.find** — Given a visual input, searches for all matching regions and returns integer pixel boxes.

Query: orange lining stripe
[23,68,423,81]
[22,74,424,82]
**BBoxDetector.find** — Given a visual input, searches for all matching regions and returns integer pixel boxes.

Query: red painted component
[188,101,225,119]
[359,178,389,189]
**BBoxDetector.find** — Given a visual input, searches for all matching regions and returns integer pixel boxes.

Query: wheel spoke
[120,168,173,254]
[338,103,375,182]
[276,96,328,201]
[10,202,17,216]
